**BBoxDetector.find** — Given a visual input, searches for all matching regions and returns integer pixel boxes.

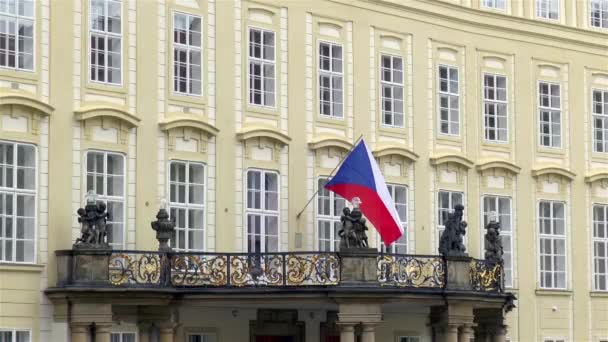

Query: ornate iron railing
[469,259,504,292]
[109,252,163,286]
[377,254,445,288]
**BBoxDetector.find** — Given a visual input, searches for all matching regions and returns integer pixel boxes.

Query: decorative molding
[430,153,474,170]
[160,115,219,137]
[532,166,576,181]
[75,104,140,128]
[237,126,291,146]
[373,144,419,163]
[308,135,353,152]
[585,170,608,184]
[0,93,54,116]
[476,160,521,174]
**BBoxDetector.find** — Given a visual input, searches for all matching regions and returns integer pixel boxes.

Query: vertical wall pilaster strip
[234,0,243,251]
[207,0,217,251]
[305,12,314,250]
[157,0,166,202]
[369,27,376,146]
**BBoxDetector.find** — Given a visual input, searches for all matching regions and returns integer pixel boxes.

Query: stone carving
[438,204,467,257]
[339,197,369,249]
[151,199,176,252]
[484,214,504,265]
[74,190,110,249]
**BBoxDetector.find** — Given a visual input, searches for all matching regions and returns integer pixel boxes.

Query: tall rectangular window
[169,161,205,251]
[319,41,343,118]
[593,89,608,152]
[483,196,513,287]
[537,0,560,19]
[248,27,275,107]
[173,12,201,95]
[593,204,608,291]
[438,65,459,135]
[538,82,561,148]
[90,0,122,84]
[110,332,136,342]
[380,54,404,128]
[482,0,506,9]
[539,201,566,289]
[382,184,408,253]
[483,73,508,142]
[0,0,34,70]
[591,0,608,28]
[86,151,125,249]
[437,190,463,239]
[0,329,30,342]
[0,142,36,263]
[317,178,345,252]
[246,170,279,253]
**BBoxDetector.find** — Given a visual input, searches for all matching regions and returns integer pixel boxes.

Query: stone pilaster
[70,323,89,342]
[337,323,356,342]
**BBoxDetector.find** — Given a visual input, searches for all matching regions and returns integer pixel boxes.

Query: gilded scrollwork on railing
[229,254,284,286]
[170,254,228,286]
[377,254,445,288]
[470,259,503,292]
[109,252,162,286]
[286,253,340,285]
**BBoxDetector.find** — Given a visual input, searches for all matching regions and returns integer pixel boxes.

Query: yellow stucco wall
[0,0,607,341]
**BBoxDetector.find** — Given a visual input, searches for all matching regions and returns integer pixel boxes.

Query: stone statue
[438,204,467,257]
[339,197,369,249]
[74,190,110,249]
[484,214,504,265]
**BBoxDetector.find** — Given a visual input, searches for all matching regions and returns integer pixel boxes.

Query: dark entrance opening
[250,309,304,342]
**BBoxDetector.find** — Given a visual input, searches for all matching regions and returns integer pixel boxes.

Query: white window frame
[538,200,567,290]
[85,150,126,249]
[110,331,137,342]
[89,0,122,85]
[0,141,37,264]
[381,184,408,254]
[0,0,35,71]
[246,169,279,253]
[543,338,566,342]
[537,0,560,20]
[438,64,460,136]
[172,11,202,96]
[316,177,346,252]
[593,203,608,291]
[483,73,508,143]
[437,190,464,246]
[538,81,562,148]
[482,0,506,10]
[590,0,608,28]
[482,195,513,288]
[168,160,206,252]
[318,40,344,119]
[380,53,405,128]
[0,328,31,342]
[593,88,608,153]
[247,26,276,108]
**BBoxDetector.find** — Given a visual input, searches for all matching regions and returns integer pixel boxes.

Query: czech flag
[324,139,404,246]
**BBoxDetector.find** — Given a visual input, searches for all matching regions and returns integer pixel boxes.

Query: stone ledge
[0,263,45,272]
[535,289,573,296]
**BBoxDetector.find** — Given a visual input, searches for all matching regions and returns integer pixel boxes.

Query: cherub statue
[438,204,468,256]
[484,213,503,264]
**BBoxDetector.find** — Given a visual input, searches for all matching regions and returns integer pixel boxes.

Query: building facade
[0,0,607,341]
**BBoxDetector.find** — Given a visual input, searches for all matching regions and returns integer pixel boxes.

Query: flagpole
[295,134,365,219]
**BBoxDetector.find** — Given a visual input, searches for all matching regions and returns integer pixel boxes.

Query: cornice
[335,0,608,53]
[476,160,521,174]
[308,135,353,151]
[237,125,291,146]
[160,115,219,137]
[585,170,608,183]
[430,154,474,169]
[372,144,419,162]
[532,166,576,181]
[75,105,140,128]
[0,93,54,116]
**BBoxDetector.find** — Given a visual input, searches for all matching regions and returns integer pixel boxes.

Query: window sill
[0,263,45,272]
[590,291,608,297]
[535,289,572,296]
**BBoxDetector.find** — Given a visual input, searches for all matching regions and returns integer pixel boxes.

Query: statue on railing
[339,197,369,249]
[484,213,504,265]
[74,190,110,249]
[438,204,467,257]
